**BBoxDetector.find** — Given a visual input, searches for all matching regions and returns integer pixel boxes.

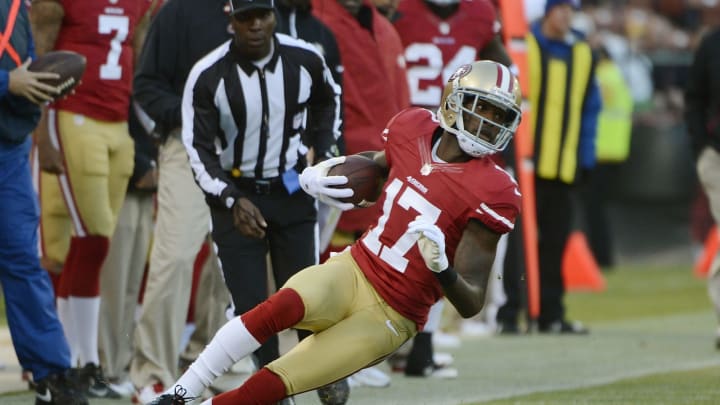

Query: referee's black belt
[233,176,285,195]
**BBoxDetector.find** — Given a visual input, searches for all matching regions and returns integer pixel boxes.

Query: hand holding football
[28,51,86,99]
[327,154,383,207]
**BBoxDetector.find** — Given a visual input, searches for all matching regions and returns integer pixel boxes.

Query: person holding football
[149,59,522,405]
[0,1,87,403]
[388,0,516,377]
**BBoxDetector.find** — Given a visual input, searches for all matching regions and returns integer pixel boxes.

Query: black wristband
[434,266,458,287]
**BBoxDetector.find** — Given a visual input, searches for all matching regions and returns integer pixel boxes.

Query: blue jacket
[0,1,40,146]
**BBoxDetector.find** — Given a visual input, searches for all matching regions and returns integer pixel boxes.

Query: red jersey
[53,0,152,121]
[350,108,520,328]
[394,0,498,108]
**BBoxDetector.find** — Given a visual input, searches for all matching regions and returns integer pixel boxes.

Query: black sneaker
[35,371,88,405]
[497,320,521,335]
[316,378,350,405]
[148,386,197,405]
[538,319,589,335]
[79,362,117,398]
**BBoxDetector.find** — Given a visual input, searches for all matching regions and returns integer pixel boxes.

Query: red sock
[241,288,305,343]
[57,238,80,299]
[69,235,109,296]
[47,271,61,298]
[212,368,287,405]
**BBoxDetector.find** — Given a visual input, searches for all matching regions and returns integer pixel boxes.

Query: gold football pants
[268,251,417,395]
[39,109,133,264]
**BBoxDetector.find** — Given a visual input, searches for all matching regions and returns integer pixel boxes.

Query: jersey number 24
[405,44,476,107]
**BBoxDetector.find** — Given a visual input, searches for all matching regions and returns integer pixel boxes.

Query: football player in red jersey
[393,0,512,110]
[149,60,521,405]
[29,0,155,397]
[389,0,516,377]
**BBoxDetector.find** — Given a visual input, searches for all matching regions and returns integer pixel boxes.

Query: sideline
[1,312,718,404]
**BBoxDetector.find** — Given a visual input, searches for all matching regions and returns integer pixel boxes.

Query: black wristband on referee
[434,266,458,287]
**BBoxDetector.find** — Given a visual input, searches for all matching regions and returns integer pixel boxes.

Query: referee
[182,0,341,368]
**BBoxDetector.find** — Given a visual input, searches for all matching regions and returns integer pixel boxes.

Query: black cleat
[79,362,118,398]
[538,319,589,335]
[316,378,350,405]
[35,371,88,405]
[148,386,197,405]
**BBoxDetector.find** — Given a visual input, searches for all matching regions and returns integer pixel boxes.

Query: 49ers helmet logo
[448,64,472,82]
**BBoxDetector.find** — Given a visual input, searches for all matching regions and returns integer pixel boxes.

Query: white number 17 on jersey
[361,178,441,273]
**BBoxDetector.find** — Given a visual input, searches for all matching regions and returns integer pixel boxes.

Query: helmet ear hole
[446,92,460,112]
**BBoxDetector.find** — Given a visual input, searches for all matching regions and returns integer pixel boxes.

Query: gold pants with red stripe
[267,251,417,395]
[39,109,134,264]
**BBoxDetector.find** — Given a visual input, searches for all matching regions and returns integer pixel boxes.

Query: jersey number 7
[98,14,129,80]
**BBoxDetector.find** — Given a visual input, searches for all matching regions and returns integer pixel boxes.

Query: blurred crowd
[553,1,720,250]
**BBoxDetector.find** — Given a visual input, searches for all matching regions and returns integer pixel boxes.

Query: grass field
[1,264,717,404]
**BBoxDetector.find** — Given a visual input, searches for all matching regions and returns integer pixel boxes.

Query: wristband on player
[434,266,458,288]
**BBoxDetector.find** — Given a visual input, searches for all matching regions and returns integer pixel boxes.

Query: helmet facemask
[440,89,521,157]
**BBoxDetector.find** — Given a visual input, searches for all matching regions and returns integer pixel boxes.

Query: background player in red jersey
[30,0,155,397]
[148,60,521,405]
[394,0,512,110]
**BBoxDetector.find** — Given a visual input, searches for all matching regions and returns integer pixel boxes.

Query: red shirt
[350,108,521,328]
[53,0,152,121]
[394,0,498,108]
[312,0,411,232]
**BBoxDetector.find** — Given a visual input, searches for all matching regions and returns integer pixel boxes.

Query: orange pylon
[694,225,719,279]
[562,231,606,292]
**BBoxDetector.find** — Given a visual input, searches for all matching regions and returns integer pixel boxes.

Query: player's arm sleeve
[306,51,342,161]
[468,202,519,234]
[467,182,521,234]
[181,68,243,209]
[133,3,183,138]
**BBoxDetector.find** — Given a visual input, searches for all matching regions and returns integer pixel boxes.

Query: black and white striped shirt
[182,33,341,208]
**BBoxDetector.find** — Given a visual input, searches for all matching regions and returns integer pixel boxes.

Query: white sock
[168,317,261,398]
[424,300,445,333]
[57,297,79,366]
[69,296,101,365]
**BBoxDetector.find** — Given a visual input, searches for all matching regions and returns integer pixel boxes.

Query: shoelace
[173,385,198,404]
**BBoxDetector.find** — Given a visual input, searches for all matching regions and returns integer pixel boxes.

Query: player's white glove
[407,216,449,273]
[299,156,355,211]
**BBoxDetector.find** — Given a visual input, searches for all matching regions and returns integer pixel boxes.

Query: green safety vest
[595,59,633,163]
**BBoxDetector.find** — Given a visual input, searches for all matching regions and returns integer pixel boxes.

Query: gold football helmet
[438,60,522,157]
